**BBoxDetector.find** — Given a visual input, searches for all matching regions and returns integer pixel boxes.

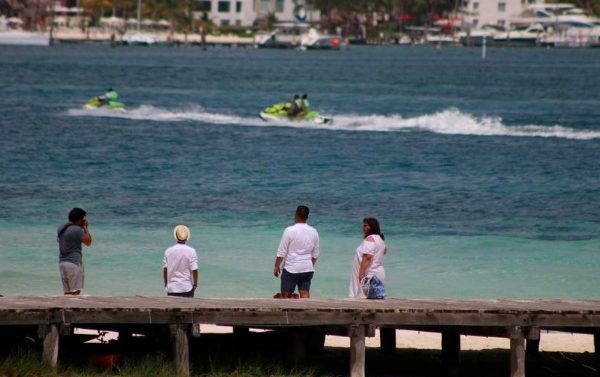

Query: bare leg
[299,290,310,298]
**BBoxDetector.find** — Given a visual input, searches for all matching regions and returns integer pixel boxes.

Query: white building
[461,0,542,29]
[195,0,319,27]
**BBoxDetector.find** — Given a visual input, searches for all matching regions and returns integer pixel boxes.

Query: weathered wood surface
[349,325,366,377]
[2,296,600,328]
[171,324,190,377]
[510,326,526,377]
[40,324,59,368]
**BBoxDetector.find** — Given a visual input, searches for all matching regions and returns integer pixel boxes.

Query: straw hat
[173,225,190,242]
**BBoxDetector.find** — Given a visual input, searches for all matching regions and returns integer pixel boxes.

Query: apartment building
[195,0,318,27]
[461,0,541,28]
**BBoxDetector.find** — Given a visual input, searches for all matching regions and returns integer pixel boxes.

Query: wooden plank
[4,297,600,329]
[171,324,189,377]
[41,324,59,368]
[510,326,525,377]
[349,325,366,377]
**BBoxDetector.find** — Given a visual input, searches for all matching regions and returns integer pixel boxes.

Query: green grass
[0,352,320,377]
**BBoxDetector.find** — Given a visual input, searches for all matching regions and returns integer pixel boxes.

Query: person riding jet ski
[296,94,310,118]
[98,88,119,106]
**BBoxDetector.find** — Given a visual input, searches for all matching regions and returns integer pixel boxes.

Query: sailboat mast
[136,0,141,32]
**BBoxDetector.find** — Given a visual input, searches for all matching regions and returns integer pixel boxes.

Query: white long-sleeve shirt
[277,223,320,273]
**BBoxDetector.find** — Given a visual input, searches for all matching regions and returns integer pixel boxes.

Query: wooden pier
[2,296,600,377]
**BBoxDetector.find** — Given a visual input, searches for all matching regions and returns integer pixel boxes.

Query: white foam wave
[67,106,600,140]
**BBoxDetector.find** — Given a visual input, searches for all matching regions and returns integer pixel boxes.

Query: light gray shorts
[59,262,84,293]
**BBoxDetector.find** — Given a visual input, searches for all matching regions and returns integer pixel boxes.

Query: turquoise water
[1,45,599,299]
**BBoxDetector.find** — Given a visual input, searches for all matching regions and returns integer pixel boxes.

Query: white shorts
[59,262,84,293]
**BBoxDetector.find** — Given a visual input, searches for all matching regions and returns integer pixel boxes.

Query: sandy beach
[80,325,594,353]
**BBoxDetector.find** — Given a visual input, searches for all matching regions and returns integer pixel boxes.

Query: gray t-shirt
[57,223,84,264]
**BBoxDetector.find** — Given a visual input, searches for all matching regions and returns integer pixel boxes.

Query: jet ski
[84,96,125,110]
[259,102,333,125]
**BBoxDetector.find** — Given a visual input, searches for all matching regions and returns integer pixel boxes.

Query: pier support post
[594,330,600,374]
[525,326,540,359]
[349,325,366,377]
[286,328,307,366]
[380,327,396,353]
[171,324,190,377]
[510,326,525,377]
[306,328,326,354]
[441,329,460,377]
[40,324,59,368]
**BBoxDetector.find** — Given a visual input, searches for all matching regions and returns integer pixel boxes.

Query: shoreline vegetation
[1,326,596,377]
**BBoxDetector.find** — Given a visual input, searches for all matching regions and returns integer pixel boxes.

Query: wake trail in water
[67,105,600,140]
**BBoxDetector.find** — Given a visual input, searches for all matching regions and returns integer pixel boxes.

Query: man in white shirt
[163,225,198,298]
[273,206,320,298]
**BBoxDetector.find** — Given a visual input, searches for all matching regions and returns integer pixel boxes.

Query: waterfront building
[461,0,542,29]
[194,0,319,27]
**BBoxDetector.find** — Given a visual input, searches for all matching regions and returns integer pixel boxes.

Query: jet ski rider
[99,88,119,106]
[297,94,309,117]
[287,94,300,117]
[286,93,309,118]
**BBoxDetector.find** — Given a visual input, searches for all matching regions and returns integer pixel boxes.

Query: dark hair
[302,94,307,99]
[294,94,299,99]
[68,207,87,222]
[295,205,310,221]
[363,217,384,240]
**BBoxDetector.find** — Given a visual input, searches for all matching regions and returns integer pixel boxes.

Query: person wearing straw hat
[163,225,198,297]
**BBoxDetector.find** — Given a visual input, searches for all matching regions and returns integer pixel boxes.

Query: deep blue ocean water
[1,45,599,299]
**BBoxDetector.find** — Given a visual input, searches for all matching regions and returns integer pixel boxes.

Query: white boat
[0,30,50,46]
[513,3,600,30]
[459,25,504,46]
[255,23,342,49]
[510,3,600,47]
[299,27,342,49]
[121,33,156,46]
[425,31,459,45]
[493,24,545,47]
[0,17,49,46]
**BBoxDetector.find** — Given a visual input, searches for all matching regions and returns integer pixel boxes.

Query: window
[498,2,506,12]
[235,19,241,26]
[218,1,230,12]
[201,0,211,11]
[260,0,270,13]
[221,19,230,25]
[472,19,479,27]
[473,2,479,10]
[497,19,505,27]
[275,0,284,13]
[236,1,242,12]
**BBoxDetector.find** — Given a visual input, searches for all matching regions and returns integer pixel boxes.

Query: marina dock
[1,296,600,377]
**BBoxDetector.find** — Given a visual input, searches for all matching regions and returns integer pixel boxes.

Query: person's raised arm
[82,219,92,246]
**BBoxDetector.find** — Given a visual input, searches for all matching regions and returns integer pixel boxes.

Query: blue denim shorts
[281,269,314,293]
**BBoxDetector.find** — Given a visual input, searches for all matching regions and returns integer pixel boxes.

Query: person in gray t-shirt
[57,207,92,295]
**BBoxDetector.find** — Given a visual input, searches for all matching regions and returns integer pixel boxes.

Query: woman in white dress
[349,217,387,298]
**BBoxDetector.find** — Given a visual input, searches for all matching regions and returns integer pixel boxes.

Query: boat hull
[259,112,332,125]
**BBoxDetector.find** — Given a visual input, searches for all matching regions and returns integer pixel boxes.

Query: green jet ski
[84,96,125,111]
[259,102,333,125]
